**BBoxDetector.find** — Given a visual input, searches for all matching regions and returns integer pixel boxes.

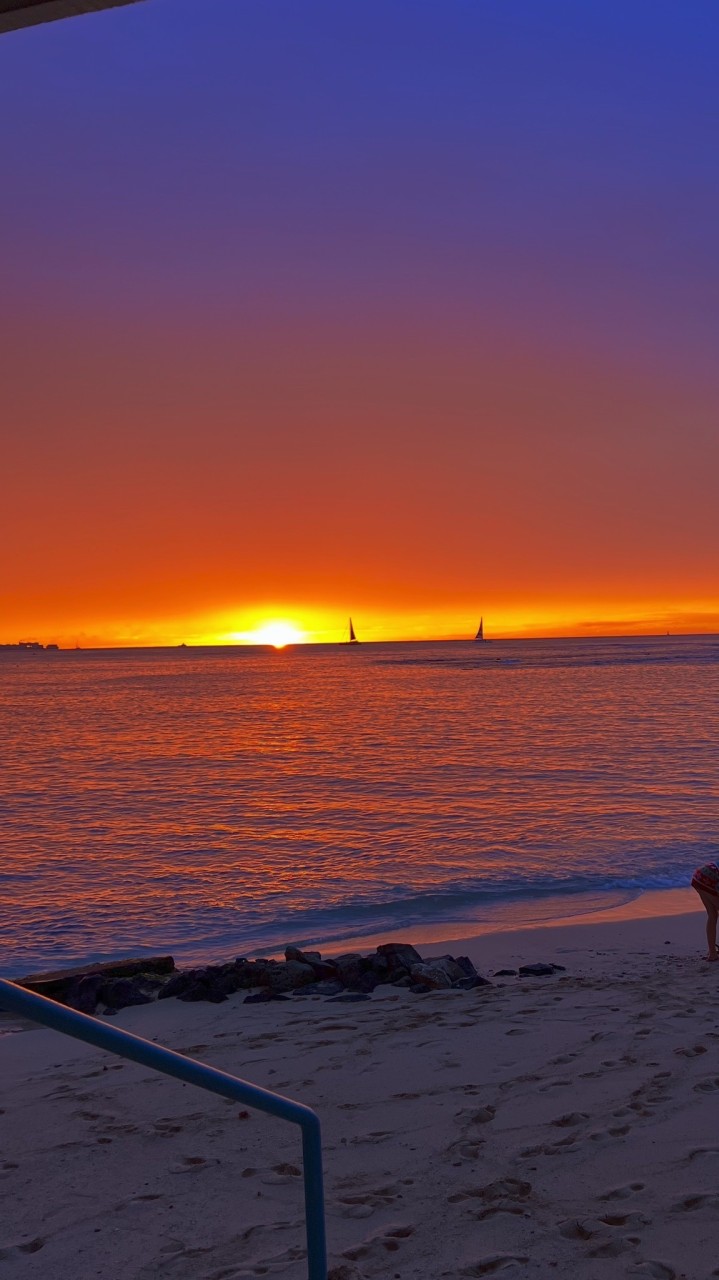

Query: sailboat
[347,617,359,644]
[474,617,488,642]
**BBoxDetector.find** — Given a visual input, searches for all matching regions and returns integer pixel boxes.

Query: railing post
[301,1113,327,1280]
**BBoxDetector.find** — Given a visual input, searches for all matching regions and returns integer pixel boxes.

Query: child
[691,863,719,960]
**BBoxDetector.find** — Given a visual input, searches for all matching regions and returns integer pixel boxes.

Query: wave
[224,864,697,957]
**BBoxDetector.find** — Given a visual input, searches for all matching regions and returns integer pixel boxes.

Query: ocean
[1,635,718,978]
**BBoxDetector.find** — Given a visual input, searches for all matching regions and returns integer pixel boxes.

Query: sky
[2,0,718,646]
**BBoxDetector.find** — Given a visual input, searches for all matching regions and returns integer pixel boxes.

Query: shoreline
[1,885,698,990]
[318,885,697,960]
[2,890,705,1036]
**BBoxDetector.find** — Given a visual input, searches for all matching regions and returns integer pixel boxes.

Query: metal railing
[0,978,327,1280]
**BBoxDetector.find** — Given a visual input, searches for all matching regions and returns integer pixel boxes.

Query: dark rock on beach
[13,941,500,1015]
[294,980,345,997]
[19,956,175,1001]
[16,957,176,1015]
[101,977,154,1009]
[331,953,366,987]
[376,942,423,977]
[244,991,291,1004]
[67,973,106,1014]
[518,963,566,977]
[158,970,199,1001]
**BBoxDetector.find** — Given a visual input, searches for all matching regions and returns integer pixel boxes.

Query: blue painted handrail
[0,978,327,1280]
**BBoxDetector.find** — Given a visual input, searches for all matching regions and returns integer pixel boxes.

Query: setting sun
[245,621,304,648]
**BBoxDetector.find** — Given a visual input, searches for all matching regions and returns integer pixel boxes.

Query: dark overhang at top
[0,0,145,34]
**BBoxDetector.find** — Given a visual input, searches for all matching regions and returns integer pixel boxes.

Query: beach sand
[2,898,718,1279]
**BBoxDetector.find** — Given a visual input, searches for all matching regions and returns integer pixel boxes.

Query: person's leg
[695,887,719,959]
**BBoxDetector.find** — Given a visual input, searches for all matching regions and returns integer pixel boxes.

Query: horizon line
[4,630,718,653]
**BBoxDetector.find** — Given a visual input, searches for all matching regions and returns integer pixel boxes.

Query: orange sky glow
[2,3,718,648]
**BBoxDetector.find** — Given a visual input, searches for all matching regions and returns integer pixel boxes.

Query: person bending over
[691,862,719,960]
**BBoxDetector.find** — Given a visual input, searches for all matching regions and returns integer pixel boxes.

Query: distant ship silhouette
[474,617,489,642]
[347,617,359,644]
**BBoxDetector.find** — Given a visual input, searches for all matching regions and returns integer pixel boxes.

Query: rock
[294,980,345,997]
[326,993,370,1003]
[347,972,380,994]
[364,952,391,983]
[102,977,153,1010]
[165,964,240,1004]
[19,956,175,1004]
[258,961,316,993]
[376,942,422,977]
[409,963,452,990]
[244,991,290,1003]
[284,945,322,964]
[454,955,480,978]
[308,959,340,981]
[420,955,467,984]
[494,969,518,977]
[158,970,199,1000]
[178,982,228,1004]
[233,960,263,989]
[453,975,492,989]
[64,973,105,1014]
[332,953,365,987]
[391,975,413,988]
[409,983,431,994]
[518,963,564,977]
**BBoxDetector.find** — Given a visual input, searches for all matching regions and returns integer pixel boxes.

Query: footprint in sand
[447,1138,485,1161]
[521,1132,581,1158]
[588,1124,631,1141]
[537,1077,573,1093]
[169,1155,219,1174]
[342,1223,415,1263]
[460,1254,530,1275]
[450,1178,532,1219]
[560,1217,644,1251]
[674,1044,707,1057]
[214,1242,306,1277]
[349,1130,393,1146]
[692,1076,719,1093]
[499,1072,540,1092]
[672,1191,719,1212]
[556,1220,591,1242]
[598,1212,650,1229]
[0,1239,45,1259]
[599,1182,646,1201]
[456,1105,496,1126]
[336,1184,402,1219]
[551,1111,589,1127]
[260,1163,301,1185]
[628,1264,676,1279]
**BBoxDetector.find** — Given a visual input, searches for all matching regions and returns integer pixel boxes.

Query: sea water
[1,635,718,977]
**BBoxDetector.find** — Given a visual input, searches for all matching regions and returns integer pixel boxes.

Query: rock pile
[15,943,494,1016]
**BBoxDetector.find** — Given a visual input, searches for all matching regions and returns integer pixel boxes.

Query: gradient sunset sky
[2,0,717,646]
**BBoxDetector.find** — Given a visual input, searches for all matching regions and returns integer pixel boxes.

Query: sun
[249,621,303,649]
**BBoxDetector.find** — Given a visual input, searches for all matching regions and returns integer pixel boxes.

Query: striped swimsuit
[691,863,719,899]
